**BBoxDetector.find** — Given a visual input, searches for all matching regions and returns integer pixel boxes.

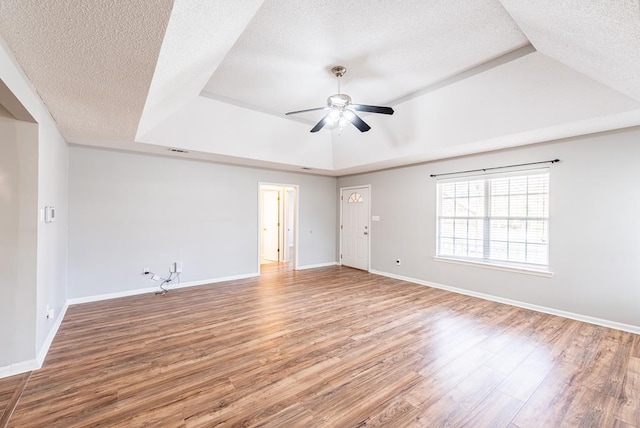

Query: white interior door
[341,187,370,270]
[262,189,280,262]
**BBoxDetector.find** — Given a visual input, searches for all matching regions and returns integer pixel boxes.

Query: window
[436,169,549,270]
[348,192,363,203]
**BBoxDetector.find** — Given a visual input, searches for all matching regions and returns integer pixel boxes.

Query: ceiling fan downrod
[331,66,346,94]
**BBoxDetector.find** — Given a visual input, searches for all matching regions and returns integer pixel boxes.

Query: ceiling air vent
[168,148,189,154]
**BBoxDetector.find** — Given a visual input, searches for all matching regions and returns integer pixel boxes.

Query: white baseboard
[36,302,69,367]
[67,272,260,305]
[68,285,159,305]
[3,273,260,379]
[0,359,39,379]
[172,273,258,289]
[0,302,70,379]
[369,269,640,335]
[296,262,338,270]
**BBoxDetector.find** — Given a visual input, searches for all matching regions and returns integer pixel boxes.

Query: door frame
[339,184,371,271]
[258,182,299,273]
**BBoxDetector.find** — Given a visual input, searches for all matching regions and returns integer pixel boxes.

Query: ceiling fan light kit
[286,66,394,133]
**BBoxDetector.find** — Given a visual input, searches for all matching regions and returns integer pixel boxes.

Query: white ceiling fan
[285,66,394,133]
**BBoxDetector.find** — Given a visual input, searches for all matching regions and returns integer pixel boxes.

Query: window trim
[433,255,554,277]
[436,167,551,273]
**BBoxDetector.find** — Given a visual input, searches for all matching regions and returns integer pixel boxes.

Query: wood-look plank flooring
[2,264,639,427]
[0,372,30,427]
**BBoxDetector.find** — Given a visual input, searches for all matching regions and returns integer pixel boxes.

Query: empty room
[0,1,639,427]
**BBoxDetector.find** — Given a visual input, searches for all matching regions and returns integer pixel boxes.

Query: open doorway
[258,183,298,273]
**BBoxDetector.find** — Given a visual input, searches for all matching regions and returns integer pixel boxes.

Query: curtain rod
[430,159,560,178]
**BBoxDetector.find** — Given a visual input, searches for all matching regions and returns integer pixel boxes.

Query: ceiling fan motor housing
[327,93,351,108]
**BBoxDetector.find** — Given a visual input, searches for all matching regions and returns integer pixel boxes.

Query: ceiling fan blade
[350,113,371,132]
[310,114,330,133]
[351,104,394,115]
[285,107,327,116]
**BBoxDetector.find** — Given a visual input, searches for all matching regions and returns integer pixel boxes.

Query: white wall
[0,112,38,367]
[68,146,337,299]
[35,117,69,353]
[338,127,640,330]
[0,35,69,375]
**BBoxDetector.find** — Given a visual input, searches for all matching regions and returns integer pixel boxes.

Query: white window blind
[437,169,549,269]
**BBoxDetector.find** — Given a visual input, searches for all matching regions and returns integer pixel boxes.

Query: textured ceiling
[136,0,264,139]
[0,0,174,143]
[203,0,529,118]
[0,0,639,175]
[498,0,640,102]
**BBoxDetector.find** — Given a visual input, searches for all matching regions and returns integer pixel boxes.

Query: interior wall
[337,126,640,329]
[1,35,69,373]
[35,117,69,352]
[68,145,337,299]
[0,112,38,367]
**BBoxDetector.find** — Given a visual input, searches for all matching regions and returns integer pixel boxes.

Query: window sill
[433,256,554,278]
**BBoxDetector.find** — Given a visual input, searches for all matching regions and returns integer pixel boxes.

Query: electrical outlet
[175,261,183,273]
[143,267,150,275]
[396,259,401,265]
[170,263,176,273]
[44,206,56,223]
[46,305,54,319]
